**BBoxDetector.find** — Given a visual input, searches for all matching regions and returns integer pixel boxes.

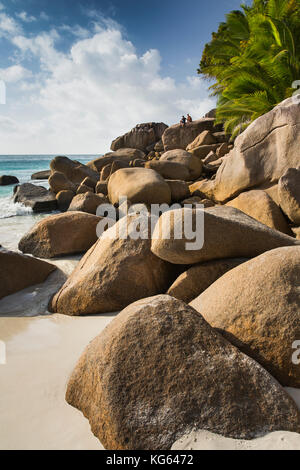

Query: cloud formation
[16,11,37,23]
[0,11,214,154]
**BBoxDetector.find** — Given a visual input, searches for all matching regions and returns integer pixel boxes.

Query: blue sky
[0,0,247,154]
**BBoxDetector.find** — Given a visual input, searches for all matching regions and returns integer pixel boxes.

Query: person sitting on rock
[180,115,186,127]
[187,113,192,123]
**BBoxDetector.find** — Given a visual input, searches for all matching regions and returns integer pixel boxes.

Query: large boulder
[145,160,190,181]
[292,227,300,239]
[108,168,171,205]
[66,295,300,450]
[278,167,300,224]
[48,171,77,194]
[68,192,108,214]
[95,181,108,195]
[31,170,51,180]
[50,216,177,315]
[189,179,215,199]
[162,118,217,151]
[87,149,146,173]
[100,159,129,181]
[50,156,98,186]
[76,182,93,195]
[166,180,190,202]
[0,175,19,185]
[55,190,75,211]
[160,149,202,179]
[209,97,300,202]
[186,130,217,149]
[0,247,56,299]
[226,189,291,234]
[188,144,220,160]
[167,258,247,303]
[111,123,168,152]
[151,206,299,264]
[13,183,57,212]
[18,211,104,259]
[190,246,300,387]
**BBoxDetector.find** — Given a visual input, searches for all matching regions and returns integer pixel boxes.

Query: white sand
[0,249,299,449]
[172,429,300,450]
[0,255,113,450]
[172,389,300,450]
[0,313,116,450]
[0,256,80,317]
[0,306,299,450]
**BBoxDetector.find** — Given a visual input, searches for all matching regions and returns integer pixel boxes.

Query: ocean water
[0,155,94,250]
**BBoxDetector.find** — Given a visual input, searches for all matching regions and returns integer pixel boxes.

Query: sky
[0,0,247,154]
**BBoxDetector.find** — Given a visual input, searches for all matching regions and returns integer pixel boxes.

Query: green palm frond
[198,0,300,138]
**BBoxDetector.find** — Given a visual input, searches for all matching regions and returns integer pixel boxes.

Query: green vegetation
[198,0,300,138]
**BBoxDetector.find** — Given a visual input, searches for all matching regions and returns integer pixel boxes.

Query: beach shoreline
[0,310,299,450]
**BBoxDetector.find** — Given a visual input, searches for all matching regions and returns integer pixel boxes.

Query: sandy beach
[0,313,115,450]
[0,263,299,450]
[0,247,110,450]
[0,308,299,450]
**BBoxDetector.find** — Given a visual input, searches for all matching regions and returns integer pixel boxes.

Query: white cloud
[0,12,21,36]
[40,12,50,21]
[0,3,4,11]
[59,24,90,39]
[0,64,32,82]
[16,11,36,23]
[0,13,215,154]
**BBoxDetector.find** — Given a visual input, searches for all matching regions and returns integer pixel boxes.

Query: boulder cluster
[3,97,300,449]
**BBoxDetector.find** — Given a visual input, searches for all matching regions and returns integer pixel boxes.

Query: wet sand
[172,428,300,450]
[0,307,299,450]
[0,313,116,450]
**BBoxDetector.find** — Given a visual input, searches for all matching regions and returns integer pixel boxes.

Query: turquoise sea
[0,155,94,250]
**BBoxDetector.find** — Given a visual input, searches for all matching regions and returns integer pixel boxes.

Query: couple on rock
[180,113,192,127]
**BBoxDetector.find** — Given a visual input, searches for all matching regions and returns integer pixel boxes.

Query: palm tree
[198,0,300,138]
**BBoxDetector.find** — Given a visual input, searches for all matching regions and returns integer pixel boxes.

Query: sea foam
[0,196,33,219]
